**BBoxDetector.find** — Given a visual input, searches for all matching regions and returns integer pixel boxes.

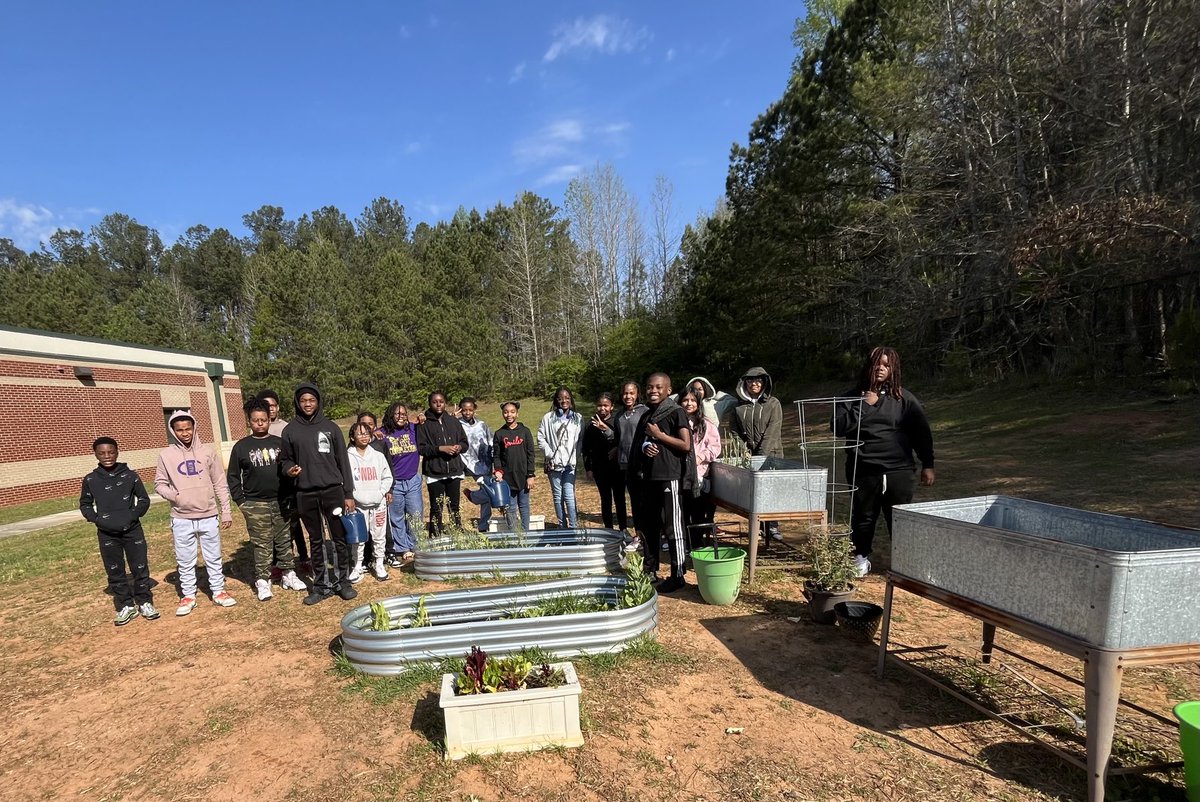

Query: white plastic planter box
[439,662,583,760]
[486,514,546,532]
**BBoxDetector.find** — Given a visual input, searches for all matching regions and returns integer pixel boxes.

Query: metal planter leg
[1084,649,1122,802]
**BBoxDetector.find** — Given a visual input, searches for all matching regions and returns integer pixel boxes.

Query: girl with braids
[833,346,935,577]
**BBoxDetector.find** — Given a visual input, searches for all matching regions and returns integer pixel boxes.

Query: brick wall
[0,360,207,385]
[0,467,156,508]
[0,387,163,461]
[224,390,248,439]
[1,353,243,507]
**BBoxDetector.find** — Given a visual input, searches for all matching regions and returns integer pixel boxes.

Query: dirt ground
[1,388,1197,802]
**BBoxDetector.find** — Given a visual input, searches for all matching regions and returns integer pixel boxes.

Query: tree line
[4,0,1199,412]
[0,163,682,416]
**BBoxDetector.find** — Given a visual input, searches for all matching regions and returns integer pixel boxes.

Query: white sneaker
[853,555,871,578]
[280,571,307,592]
[372,560,389,580]
[255,578,273,601]
[348,565,364,584]
[176,596,197,617]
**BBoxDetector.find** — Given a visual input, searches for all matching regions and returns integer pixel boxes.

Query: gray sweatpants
[171,516,226,598]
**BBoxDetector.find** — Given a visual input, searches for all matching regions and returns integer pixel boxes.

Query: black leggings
[683,489,716,550]
[98,524,152,609]
[594,467,628,530]
[848,466,916,558]
[427,478,462,535]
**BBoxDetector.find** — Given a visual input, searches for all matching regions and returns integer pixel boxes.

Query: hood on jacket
[684,376,718,399]
[167,410,201,448]
[293,382,325,423]
[736,367,775,402]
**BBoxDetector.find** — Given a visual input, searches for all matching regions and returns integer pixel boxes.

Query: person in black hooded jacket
[280,382,357,605]
[416,390,469,536]
[80,436,156,625]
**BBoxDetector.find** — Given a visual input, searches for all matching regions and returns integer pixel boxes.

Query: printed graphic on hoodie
[318,432,331,454]
[177,459,203,477]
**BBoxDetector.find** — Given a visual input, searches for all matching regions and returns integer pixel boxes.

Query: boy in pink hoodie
[154,410,236,616]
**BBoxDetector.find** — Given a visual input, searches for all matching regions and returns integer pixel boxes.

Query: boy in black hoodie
[416,391,469,536]
[279,383,357,605]
[80,437,157,626]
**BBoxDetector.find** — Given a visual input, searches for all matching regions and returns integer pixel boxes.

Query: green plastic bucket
[1177,701,1200,802]
[691,547,746,606]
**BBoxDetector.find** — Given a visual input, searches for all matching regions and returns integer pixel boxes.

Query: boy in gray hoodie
[154,410,236,616]
[731,366,785,540]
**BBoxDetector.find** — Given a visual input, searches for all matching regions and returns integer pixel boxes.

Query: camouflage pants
[240,499,295,580]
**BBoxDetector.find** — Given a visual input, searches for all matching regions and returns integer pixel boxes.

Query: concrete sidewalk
[0,495,164,540]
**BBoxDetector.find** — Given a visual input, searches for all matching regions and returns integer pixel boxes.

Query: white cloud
[404,141,423,155]
[0,199,70,251]
[514,117,585,165]
[512,117,632,188]
[543,16,651,62]
[666,47,676,61]
[547,119,584,142]
[509,61,526,84]
[536,164,583,187]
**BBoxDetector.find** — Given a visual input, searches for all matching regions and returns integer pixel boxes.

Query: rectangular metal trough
[339,575,658,676]
[710,457,826,514]
[892,496,1200,649]
[414,528,624,581]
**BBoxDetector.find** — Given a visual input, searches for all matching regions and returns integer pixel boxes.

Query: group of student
[80,349,935,626]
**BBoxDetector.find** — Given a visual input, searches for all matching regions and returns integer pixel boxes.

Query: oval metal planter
[414,528,625,581]
[340,574,658,676]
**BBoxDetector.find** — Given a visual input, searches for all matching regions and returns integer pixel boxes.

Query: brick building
[0,326,246,507]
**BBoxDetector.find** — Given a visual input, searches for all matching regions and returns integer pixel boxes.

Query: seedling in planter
[454,645,566,695]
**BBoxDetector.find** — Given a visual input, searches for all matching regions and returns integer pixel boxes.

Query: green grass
[334,653,465,705]
[0,494,80,526]
[0,506,172,583]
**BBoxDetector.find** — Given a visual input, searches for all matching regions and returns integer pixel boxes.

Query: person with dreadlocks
[833,346,935,577]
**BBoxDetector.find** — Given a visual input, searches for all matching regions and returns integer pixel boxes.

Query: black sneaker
[385,555,403,568]
[303,591,332,606]
[657,576,687,594]
[337,583,358,601]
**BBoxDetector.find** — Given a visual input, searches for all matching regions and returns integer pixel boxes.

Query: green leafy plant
[369,601,391,632]
[801,527,857,593]
[620,551,654,609]
[525,662,566,689]
[495,654,534,691]
[411,594,431,628]
[453,646,565,695]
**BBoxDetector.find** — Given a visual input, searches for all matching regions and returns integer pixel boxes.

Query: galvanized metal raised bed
[710,457,827,515]
[892,495,1200,649]
[340,575,658,676]
[414,528,624,581]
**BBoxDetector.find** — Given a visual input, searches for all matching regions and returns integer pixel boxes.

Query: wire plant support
[794,395,864,538]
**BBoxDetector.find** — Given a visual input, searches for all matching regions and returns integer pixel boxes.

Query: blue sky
[0,3,804,251]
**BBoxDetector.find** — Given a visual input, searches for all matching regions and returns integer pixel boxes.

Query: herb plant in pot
[800,528,857,624]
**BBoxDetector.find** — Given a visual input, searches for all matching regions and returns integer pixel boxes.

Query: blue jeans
[388,475,424,553]
[548,468,577,528]
[503,488,532,531]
